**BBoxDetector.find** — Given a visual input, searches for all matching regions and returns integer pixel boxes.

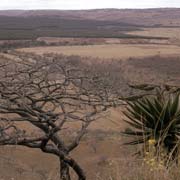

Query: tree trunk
[60,159,71,180]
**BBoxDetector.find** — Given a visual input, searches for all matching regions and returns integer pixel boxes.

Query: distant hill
[0,8,179,40]
[0,8,180,26]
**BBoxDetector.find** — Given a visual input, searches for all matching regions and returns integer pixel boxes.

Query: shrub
[122,90,180,166]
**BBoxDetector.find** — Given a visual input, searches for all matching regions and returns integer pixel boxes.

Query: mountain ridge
[0,8,180,26]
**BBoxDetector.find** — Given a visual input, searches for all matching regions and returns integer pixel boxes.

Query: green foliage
[122,91,180,161]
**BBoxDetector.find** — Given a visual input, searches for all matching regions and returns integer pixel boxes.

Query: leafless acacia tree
[0,53,124,180]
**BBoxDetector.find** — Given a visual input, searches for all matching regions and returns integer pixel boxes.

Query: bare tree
[0,53,123,180]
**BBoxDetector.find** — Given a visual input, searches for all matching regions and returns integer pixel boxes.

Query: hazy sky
[0,0,180,10]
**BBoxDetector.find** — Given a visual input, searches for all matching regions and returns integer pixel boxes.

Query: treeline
[0,40,47,52]
[0,39,101,52]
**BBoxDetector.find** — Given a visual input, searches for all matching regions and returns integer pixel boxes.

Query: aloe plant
[122,91,180,163]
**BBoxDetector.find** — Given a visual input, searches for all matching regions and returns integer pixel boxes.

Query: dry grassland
[127,28,180,44]
[128,28,180,39]
[2,27,180,179]
[18,44,180,59]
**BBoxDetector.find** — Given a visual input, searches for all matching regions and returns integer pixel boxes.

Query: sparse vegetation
[0,53,126,180]
[1,8,180,180]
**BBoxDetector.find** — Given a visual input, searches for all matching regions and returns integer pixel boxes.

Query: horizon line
[0,7,180,11]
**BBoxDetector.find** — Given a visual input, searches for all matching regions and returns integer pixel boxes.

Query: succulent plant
[122,91,180,163]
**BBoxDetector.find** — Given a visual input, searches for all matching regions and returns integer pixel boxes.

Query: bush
[122,89,180,166]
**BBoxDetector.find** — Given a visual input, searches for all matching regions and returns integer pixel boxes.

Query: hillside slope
[0,8,180,26]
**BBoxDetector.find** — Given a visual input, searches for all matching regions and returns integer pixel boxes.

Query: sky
[0,0,180,10]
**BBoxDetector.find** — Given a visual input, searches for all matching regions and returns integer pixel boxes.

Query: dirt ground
[0,107,127,180]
